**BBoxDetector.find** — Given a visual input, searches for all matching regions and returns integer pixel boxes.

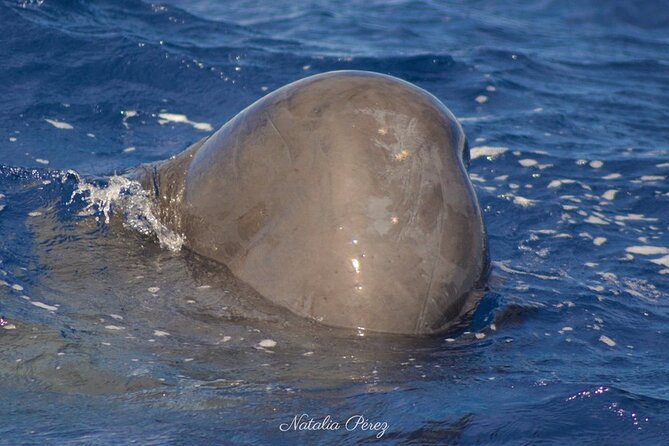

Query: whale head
[139,71,490,335]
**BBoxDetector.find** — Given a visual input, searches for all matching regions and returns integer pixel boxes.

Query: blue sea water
[1,0,669,444]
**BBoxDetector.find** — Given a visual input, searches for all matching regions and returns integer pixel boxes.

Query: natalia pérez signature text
[279,413,389,439]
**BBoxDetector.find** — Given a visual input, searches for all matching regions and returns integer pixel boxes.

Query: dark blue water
[1,0,668,444]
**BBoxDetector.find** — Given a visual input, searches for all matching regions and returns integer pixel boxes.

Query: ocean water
[1,0,668,444]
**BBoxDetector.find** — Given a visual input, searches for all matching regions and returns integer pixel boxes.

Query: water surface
[1,0,668,444]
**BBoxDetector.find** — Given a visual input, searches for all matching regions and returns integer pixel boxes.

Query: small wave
[70,173,184,252]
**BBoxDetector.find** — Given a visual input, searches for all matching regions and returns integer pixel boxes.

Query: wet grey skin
[133,70,490,335]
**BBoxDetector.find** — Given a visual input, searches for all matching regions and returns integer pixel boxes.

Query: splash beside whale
[133,70,490,335]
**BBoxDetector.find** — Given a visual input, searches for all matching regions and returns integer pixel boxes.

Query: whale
[133,70,489,335]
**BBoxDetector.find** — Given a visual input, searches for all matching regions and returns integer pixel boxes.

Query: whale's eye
[461,136,471,170]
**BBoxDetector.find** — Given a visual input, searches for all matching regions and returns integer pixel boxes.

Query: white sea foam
[599,335,616,347]
[640,175,665,182]
[519,159,538,167]
[615,214,658,222]
[493,261,561,281]
[470,146,508,160]
[71,175,184,252]
[593,237,607,246]
[512,195,536,207]
[650,255,669,267]
[547,179,576,189]
[601,189,618,200]
[458,116,494,123]
[625,246,669,255]
[533,229,556,235]
[45,119,73,130]
[30,301,58,311]
[122,110,138,129]
[158,112,213,131]
[585,215,608,225]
